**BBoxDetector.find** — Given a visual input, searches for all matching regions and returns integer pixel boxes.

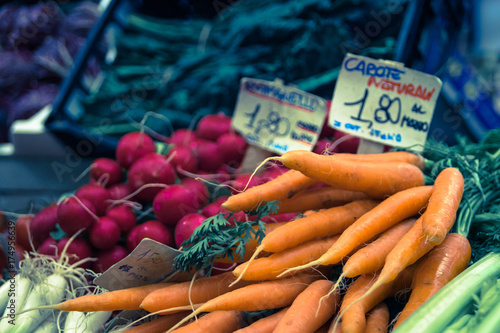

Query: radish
[127,153,177,202]
[167,146,198,176]
[260,164,287,182]
[116,131,157,169]
[93,245,129,273]
[90,157,123,187]
[38,237,57,256]
[57,197,97,235]
[192,139,223,172]
[261,212,298,224]
[181,177,209,207]
[216,132,247,167]
[195,112,232,141]
[128,220,174,250]
[201,196,229,218]
[75,184,111,216]
[174,213,206,248]
[108,183,133,201]
[333,130,360,154]
[56,236,93,269]
[15,215,34,251]
[231,173,263,194]
[153,185,199,227]
[30,204,58,248]
[106,205,136,232]
[166,129,197,147]
[89,217,121,250]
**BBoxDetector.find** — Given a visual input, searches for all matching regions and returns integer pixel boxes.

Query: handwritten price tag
[329,54,442,151]
[232,78,327,154]
[94,239,183,291]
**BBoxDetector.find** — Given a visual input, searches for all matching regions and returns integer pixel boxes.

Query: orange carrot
[234,307,289,333]
[45,283,173,312]
[165,272,323,332]
[274,187,369,215]
[140,272,253,314]
[393,233,471,328]
[233,235,340,281]
[334,264,416,333]
[365,302,390,333]
[332,151,426,170]
[275,150,425,199]
[232,200,378,284]
[343,218,417,278]
[278,186,433,277]
[274,279,340,333]
[222,169,318,212]
[170,310,244,333]
[421,168,464,245]
[215,222,287,264]
[124,311,190,333]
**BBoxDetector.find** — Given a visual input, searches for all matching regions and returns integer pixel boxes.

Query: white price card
[232,78,327,155]
[329,54,442,151]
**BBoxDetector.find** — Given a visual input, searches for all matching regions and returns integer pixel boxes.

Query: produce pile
[0,1,100,142]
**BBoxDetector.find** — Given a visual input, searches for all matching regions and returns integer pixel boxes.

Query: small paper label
[329,54,442,151]
[94,239,182,291]
[232,78,327,154]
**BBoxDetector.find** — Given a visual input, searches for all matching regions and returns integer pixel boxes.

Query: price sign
[232,78,327,155]
[329,54,442,151]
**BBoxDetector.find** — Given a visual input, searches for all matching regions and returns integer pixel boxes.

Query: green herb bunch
[174,200,279,276]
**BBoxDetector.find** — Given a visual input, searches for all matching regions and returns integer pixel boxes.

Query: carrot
[332,151,426,170]
[232,200,378,284]
[165,272,323,332]
[333,264,416,333]
[274,279,340,333]
[278,186,433,277]
[140,272,253,314]
[274,150,425,199]
[170,310,244,333]
[124,311,190,333]
[421,167,464,245]
[215,222,288,264]
[222,169,318,212]
[42,283,174,312]
[365,302,390,333]
[273,187,369,215]
[234,307,289,333]
[233,235,340,281]
[393,233,471,328]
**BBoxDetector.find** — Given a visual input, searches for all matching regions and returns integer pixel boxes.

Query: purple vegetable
[8,3,63,51]
[7,84,59,124]
[0,51,35,93]
[59,1,100,39]
[34,36,85,79]
[0,4,19,49]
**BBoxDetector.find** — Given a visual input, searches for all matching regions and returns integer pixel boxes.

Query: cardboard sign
[329,54,442,151]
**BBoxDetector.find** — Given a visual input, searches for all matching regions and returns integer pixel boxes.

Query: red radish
[181,177,209,207]
[90,157,123,187]
[57,197,97,235]
[75,184,111,216]
[30,205,58,248]
[333,130,360,154]
[126,227,139,252]
[128,220,174,250]
[192,139,223,172]
[15,215,35,251]
[167,146,198,176]
[89,217,121,250]
[127,153,176,202]
[116,131,157,169]
[213,166,232,183]
[93,245,129,273]
[231,173,263,194]
[38,237,57,256]
[106,205,136,232]
[219,208,247,226]
[108,183,133,201]
[261,212,298,224]
[153,185,199,227]
[216,132,247,167]
[313,138,340,155]
[201,196,229,218]
[260,164,287,182]
[196,112,232,141]
[174,213,206,248]
[166,129,197,147]
[57,236,93,268]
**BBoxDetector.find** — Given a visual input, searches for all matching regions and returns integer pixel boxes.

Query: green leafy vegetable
[174,200,279,276]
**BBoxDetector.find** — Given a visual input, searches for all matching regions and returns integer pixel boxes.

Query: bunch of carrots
[23,150,472,333]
